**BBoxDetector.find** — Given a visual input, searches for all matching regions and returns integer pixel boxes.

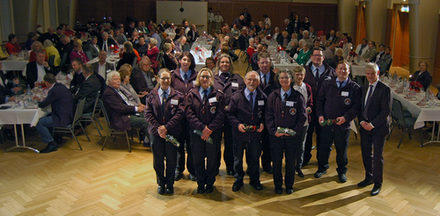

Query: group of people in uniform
[124,47,391,196]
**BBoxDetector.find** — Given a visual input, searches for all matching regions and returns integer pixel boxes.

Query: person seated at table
[43,40,61,68]
[98,31,117,52]
[116,41,140,70]
[147,38,160,71]
[134,37,148,57]
[35,73,74,153]
[29,41,48,63]
[70,39,89,64]
[102,71,148,145]
[295,40,312,66]
[91,50,113,81]
[161,42,178,71]
[25,50,52,88]
[70,58,85,93]
[83,36,100,60]
[376,46,392,76]
[409,61,432,91]
[130,57,156,103]
[119,64,142,105]
[25,32,38,51]
[5,34,21,55]
[73,64,101,114]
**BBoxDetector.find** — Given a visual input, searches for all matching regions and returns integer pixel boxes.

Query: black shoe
[302,160,309,168]
[263,167,273,174]
[157,185,165,195]
[205,185,214,193]
[274,187,283,194]
[286,188,294,194]
[226,169,235,176]
[189,173,197,181]
[296,168,304,178]
[250,181,263,191]
[166,186,174,194]
[197,186,205,194]
[232,180,243,192]
[357,178,373,187]
[338,173,347,183]
[314,170,327,178]
[143,142,150,147]
[40,142,58,153]
[174,172,183,181]
[370,184,381,196]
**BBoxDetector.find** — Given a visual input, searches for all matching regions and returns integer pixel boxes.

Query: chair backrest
[73,98,86,125]
[90,90,101,116]
[85,50,93,60]
[391,99,405,127]
[100,100,112,129]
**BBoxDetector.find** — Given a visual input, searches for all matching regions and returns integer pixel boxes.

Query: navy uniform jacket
[171,68,198,100]
[38,83,74,127]
[227,88,267,141]
[265,88,307,135]
[304,63,336,110]
[145,88,184,137]
[185,87,225,132]
[257,70,278,96]
[316,77,361,129]
[214,73,244,112]
[102,86,137,131]
[358,81,392,135]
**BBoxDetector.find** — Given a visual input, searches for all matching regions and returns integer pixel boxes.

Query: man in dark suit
[25,51,52,88]
[35,73,74,153]
[358,63,392,196]
[98,32,117,52]
[102,71,148,138]
[130,57,157,103]
[73,64,101,113]
[91,50,113,90]
[303,48,336,167]
[257,51,277,174]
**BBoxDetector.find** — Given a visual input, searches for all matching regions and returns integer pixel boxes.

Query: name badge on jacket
[209,97,217,103]
[286,101,295,107]
[171,99,179,105]
[341,91,349,97]
[231,82,239,88]
[258,100,264,106]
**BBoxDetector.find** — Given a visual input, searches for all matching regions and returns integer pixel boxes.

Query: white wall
[156,1,208,31]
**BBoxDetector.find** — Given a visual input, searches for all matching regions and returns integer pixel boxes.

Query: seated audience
[410,61,432,91]
[25,51,52,88]
[5,34,21,55]
[92,50,113,81]
[43,40,61,67]
[130,57,157,103]
[70,39,89,64]
[73,64,101,113]
[29,41,47,63]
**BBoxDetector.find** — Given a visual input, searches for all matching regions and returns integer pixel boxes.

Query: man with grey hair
[227,70,266,192]
[102,71,148,142]
[358,63,391,196]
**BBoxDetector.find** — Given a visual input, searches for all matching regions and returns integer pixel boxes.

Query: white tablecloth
[273,62,299,71]
[350,64,366,77]
[0,108,45,127]
[1,58,28,71]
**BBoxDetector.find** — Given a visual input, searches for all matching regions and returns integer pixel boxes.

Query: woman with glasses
[145,68,185,195]
[185,68,225,194]
[265,69,307,194]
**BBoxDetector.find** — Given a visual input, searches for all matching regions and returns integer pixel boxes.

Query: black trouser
[360,128,386,185]
[176,123,194,175]
[233,138,262,183]
[317,126,350,174]
[152,135,177,187]
[260,129,272,170]
[191,130,222,187]
[296,125,309,169]
[271,135,301,189]
[222,123,234,171]
[304,113,321,164]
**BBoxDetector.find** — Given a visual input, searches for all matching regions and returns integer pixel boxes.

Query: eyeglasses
[160,77,170,80]
[312,54,323,57]
[200,75,211,79]
[279,76,290,80]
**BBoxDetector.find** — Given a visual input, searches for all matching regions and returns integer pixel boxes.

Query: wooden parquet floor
[1,121,440,216]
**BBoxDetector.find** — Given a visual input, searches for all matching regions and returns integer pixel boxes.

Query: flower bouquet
[276,127,296,136]
[193,130,213,144]
[166,134,180,147]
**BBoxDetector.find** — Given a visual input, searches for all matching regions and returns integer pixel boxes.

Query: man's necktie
[315,68,319,78]
[162,91,168,111]
[365,85,374,107]
[183,73,188,83]
[203,89,209,104]
[283,92,288,102]
[249,92,254,110]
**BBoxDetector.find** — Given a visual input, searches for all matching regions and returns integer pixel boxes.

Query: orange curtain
[354,4,366,46]
[389,6,409,68]
[433,14,440,85]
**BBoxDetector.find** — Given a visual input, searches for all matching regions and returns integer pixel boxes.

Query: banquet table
[384,78,440,146]
[1,57,28,71]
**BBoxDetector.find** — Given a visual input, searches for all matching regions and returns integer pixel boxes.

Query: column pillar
[408,0,440,73]
[69,0,77,27]
[365,0,388,43]
[338,0,356,36]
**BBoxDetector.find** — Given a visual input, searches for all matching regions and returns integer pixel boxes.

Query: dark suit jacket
[97,38,117,52]
[359,81,392,135]
[130,68,157,93]
[410,71,432,91]
[257,70,278,96]
[102,86,137,131]
[304,63,336,112]
[25,61,52,88]
[74,74,101,113]
[38,83,74,127]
